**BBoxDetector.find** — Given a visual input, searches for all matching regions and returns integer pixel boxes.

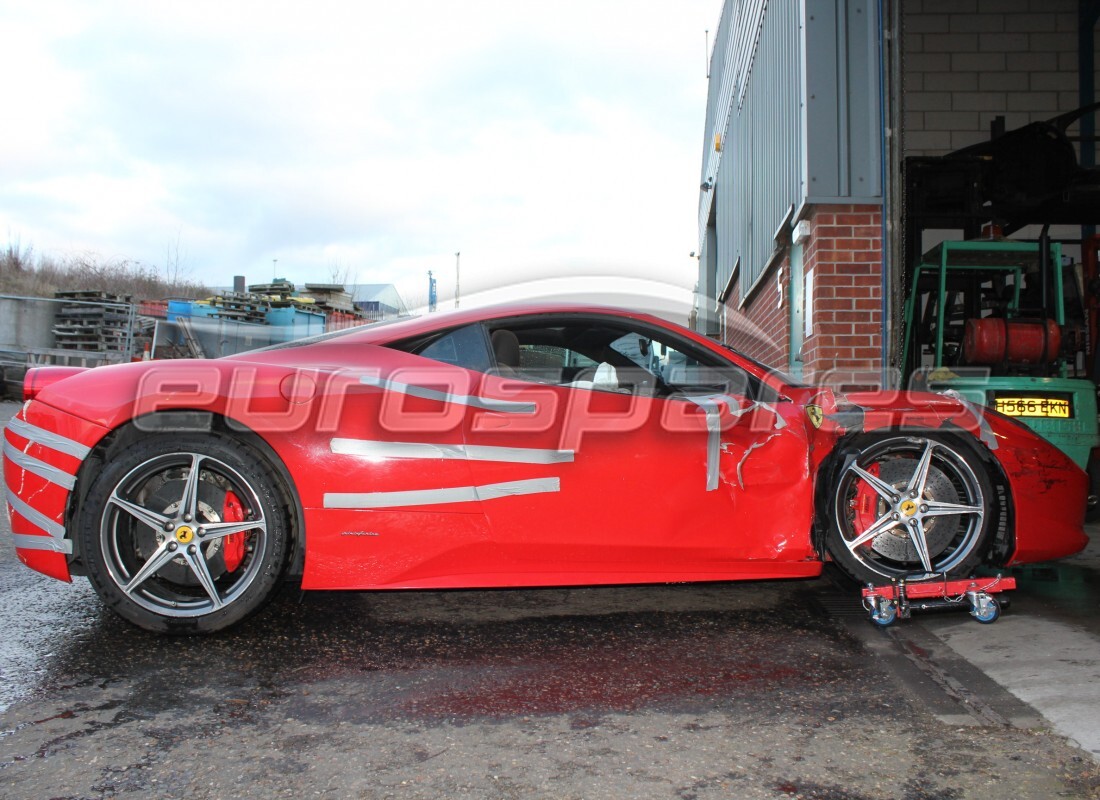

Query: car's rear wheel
[78,433,290,634]
[824,433,995,583]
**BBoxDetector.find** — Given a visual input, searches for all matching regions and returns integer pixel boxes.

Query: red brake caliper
[222,491,247,572]
[852,463,882,549]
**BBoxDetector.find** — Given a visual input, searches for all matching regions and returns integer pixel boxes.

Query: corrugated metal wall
[715,0,803,300]
[699,0,883,309]
[804,0,881,202]
[698,1,735,329]
[700,2,733,189]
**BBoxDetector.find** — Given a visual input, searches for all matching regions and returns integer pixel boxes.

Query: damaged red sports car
[3,304,1088,633]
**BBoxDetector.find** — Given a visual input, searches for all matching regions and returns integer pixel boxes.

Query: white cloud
[0,0,719,302]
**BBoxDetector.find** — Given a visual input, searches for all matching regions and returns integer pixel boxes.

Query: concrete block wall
[0,297,56,350]
[903,0,1092,155]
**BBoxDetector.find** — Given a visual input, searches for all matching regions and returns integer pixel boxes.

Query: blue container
[265,307,326,343]
[167,301,217,322]
[166,300,194,323]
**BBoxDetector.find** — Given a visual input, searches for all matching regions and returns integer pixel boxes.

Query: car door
[300,325,501,589]
[461,315,818,582]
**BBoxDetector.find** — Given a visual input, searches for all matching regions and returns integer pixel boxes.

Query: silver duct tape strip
[6,418,92,460]
[683,395,725,491]
[683,395,789,492]
[475,478,561,501]
[359,375,536,414]
[695,400,723,492]
[330,438,574,464]
[5,489,67,539]
[3,441,77,490]
[324,477,561,509]
[11,533,73,554]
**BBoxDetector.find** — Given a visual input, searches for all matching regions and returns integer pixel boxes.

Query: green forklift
[903,237,1100,513]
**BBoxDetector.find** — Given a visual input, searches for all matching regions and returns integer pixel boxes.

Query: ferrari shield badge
[806,405,824,429]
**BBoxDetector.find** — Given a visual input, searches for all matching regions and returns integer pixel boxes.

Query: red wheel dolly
[861,574,1016,627]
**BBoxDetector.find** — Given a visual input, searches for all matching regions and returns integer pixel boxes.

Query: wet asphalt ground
[2,398,1100,799]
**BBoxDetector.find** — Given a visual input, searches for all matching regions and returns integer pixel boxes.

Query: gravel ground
[3,568,1099,798]
[2,398,1099,799]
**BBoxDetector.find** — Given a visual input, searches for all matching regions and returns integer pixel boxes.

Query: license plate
[993,397,1071,418]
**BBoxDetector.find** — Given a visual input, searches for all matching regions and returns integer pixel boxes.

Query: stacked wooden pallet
[246,281,297,308]
[302,283,357,313]
[52,291,133,352]
[206,292,271,323]
[247,280,296,296]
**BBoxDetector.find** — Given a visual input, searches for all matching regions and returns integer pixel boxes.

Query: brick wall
[903,0,1093,155]
[721,204,884,390]
[800,205,883,389]
[721,259,788,371]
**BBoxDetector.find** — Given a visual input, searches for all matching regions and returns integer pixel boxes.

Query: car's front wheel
[824,433,996,583]
[78,433,291,634]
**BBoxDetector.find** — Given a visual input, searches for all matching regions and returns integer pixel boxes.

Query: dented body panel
[2,303,1087,599]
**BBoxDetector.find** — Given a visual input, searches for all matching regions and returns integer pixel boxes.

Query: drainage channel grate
[812,593,868,618]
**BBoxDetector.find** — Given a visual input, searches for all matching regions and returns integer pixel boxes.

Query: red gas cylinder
[962,318,1061,366]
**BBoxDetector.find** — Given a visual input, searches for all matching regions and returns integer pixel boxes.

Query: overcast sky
[0,1,718,314]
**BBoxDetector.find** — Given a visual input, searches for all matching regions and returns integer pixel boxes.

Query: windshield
[719,343,813,389]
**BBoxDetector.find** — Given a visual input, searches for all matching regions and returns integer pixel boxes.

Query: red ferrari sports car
[3,304,1088,633]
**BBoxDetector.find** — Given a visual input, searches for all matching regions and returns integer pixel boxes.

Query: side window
[396,324,492,372]
[608,331,751,398]
[515,344,597,384]
[479,319,758,399]
[391,320,756,399]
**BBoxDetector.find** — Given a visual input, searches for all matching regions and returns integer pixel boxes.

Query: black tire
[78,432,291,634]
[823,432,996,583]
[1085,452,1100,523]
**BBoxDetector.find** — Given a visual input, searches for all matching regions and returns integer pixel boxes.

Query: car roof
[236,300,805,396]
[330,302,688,346]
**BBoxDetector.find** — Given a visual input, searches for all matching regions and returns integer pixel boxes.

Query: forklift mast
[901,108,1100,481]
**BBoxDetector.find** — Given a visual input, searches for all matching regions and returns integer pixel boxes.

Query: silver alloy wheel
[834,436,987,580]
[99,451,269,617]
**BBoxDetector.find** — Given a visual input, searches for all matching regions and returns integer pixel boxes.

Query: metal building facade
[698,0,883,326]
